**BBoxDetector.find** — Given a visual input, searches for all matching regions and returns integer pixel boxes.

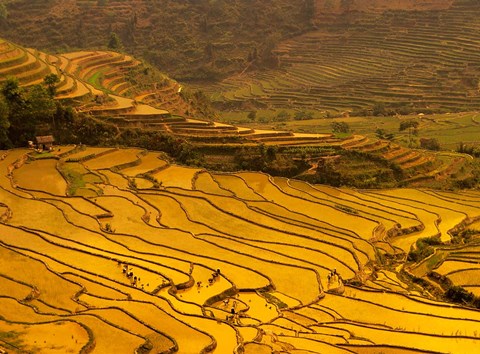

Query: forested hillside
[0,0,314,80]
[0,0,456,81]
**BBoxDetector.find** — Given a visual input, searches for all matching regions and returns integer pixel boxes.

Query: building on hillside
[35,135,55,151]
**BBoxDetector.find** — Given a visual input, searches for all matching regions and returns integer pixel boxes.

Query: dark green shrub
[407,236,442,262]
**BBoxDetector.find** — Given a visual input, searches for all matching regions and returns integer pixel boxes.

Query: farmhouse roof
[35,135,55,144]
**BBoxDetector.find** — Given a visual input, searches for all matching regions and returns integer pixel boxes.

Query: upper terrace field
[4,0,480,119]
[201,0,480,115]
[0,37,344,146]
[1,145,480,353]
[0,36,477,189]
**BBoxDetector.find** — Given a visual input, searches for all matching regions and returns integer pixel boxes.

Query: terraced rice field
[200,0,480,114]
[1,146,480,353]
[1,36,472,186]
[0,36,369,151]
[430,241,480,295]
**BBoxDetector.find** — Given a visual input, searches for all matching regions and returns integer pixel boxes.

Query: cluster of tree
[246,110,288,123]
[246,110,314,123]
[0,75,73,148]
[457,142,480,158]
[179,89,217,119]
[452,160,480,189]
[399,119,420,147]
[451,229,479,245]
[255,35,281,70]
[108,32,122,50]
[371,102,429,117]
[247,110,257,121]
[331,121,350,134]
[1,0,314,81]
[0,1,7,20]
[399,119,419,132]
[375,128,395,140]
[407,235,442,262]
[117,129,203,166]
[419,137,441,151]
[294,110,314,120]
[0,74,202,165]
[234,144,308,176]
[308,150,403,188]
[274,110,291,122]
[444,285,480,309]
[312,157,342,186]
[352,102,454,117]
[235,144,275,171]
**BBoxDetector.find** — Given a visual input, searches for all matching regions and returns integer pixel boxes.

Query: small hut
[35,135,55,151]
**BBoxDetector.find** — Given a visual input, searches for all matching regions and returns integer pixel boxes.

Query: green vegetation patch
[28,151,56,160]
[407,236,443,263]
[301,149,403,188]
[444,285,480,309]
[259,291,288,309]
[334,204,359,215]
[0,330,22,349]
[59,162,91,196]
[87,70,105,90]
[451,228,480,244]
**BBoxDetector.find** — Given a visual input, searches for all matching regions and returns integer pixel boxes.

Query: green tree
[0,95,10,148]
[2,77,26,145]
[331,121,350,134]
[43,73,60,97]
[26,85,56,124]
[302,0,315,21]
[376,128,386,139]
[0,2,7,20]
[265,146,277,162]
[373,102,387,116]
[276,110,291,122]
[445,286,474,304]
[316,158,342,186]
[52,102,75,139]
[294,110,313,120]
[261,34,281,68]
[420,137,440,151]
[247,110,257,121]
[399,119,419,132]
[3,82,56,145]
[2,77,23,105]
[375,128,394,140]
[108,32,122,50]
[399,119,419,147]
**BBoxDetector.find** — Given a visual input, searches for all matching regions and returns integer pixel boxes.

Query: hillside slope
[314,0,453,17]
[202,0,480,114]
[0,0,313,80]
[4,0,476,115]
[1,37,477,189]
